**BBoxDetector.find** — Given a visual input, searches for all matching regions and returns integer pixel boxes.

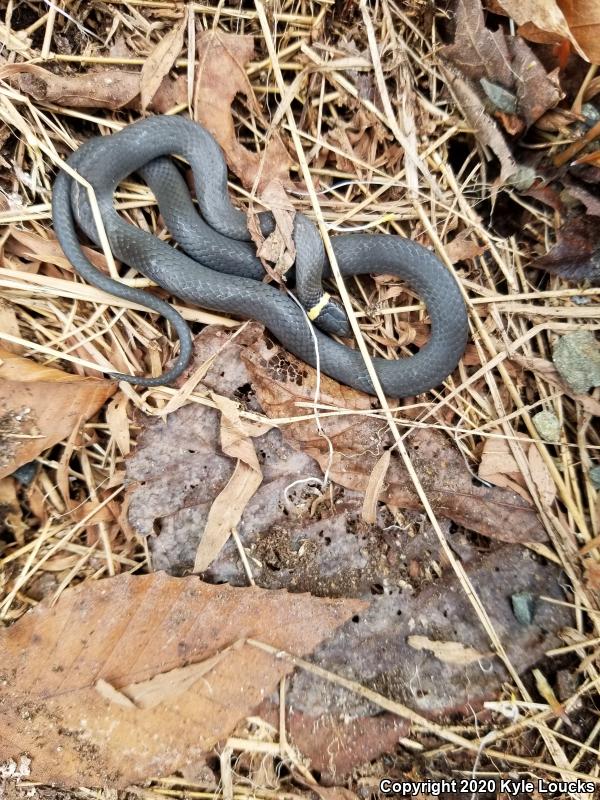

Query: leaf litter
[122,325,570,777]
[0,572,362,787]
[1,0,600,795]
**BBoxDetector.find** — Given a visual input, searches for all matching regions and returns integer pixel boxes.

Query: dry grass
[1,0,599,796]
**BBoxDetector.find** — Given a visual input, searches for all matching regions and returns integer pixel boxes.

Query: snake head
[313,297,352,337]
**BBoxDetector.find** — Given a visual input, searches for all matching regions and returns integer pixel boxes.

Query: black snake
[52,115,468,396]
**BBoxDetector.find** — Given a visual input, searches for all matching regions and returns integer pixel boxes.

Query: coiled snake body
[52,116,468,396]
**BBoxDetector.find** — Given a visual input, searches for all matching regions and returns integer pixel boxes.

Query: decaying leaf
[241,333,547,544]
[193,32,290,190]
[257,704,409,783]
[0,572,363,786]
[508,36,562,128]
[479,436,557,507]
[495,0,600,63]
[248,179,297,277]
[193,393,263,573]
[105,394,131,457]
[192,31,295,274]
[285,544,570,726]
[0,63,185,113]
[445,0,513,86]
[443,0,562,129]
[140,10,187,112]
[478,435,529,500]
[440,65,528,187]
[531,215,600,282]
[120,326,571,778]
[445,229,488,264]
[528,445,557,508]
[361,449,391,524]
[0,347,115,480]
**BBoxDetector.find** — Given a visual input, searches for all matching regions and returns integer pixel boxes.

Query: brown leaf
[0,573,364,786]
[105,394,131,457]
[193,31,290,190]
[0,300,23,354]
[495,0,600,63]
[560,0,600,64]
[361,449,391,524]
[531,215,600,282]
[0,476,27,544]
[443,1,562,129]
[256,703,409,784]
[584,559,600,590]
[0,348,115,480]
[528,443,556,507]
[241,335,547,544]
[478,435,530,501]
[193,393,263,573]
[445,229,488,263]
[444,0,513,85]
[440,65,522,185]
[1,63,185,112]
[508,36,562,127]
[2,63,140,109]
[248,179,296,276]
[6,228,109,273]
[140,11,187,112]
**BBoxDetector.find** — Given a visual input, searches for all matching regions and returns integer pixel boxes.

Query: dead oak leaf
[193,393,263,573]
[445,229,488,263]
[192,32,295,277]
[0,63,185,112]
[443,0,562,129]
[140,10,187,112]
[0,347,115,480]
[495,0,599,63]
[0,572,364,787]
[530,214,600,283]
[444,0,513,86]
[478,435,529,500]
[508,36,562,128]
[241,335,547,544]
[560,0,600,64]
[193,32,290,191]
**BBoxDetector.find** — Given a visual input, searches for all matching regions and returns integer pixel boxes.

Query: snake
[52,115,468,397]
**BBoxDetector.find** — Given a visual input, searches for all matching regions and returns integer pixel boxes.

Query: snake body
[52,115,468,396]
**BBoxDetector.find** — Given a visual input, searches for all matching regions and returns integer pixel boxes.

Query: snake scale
[52,115,468,396]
